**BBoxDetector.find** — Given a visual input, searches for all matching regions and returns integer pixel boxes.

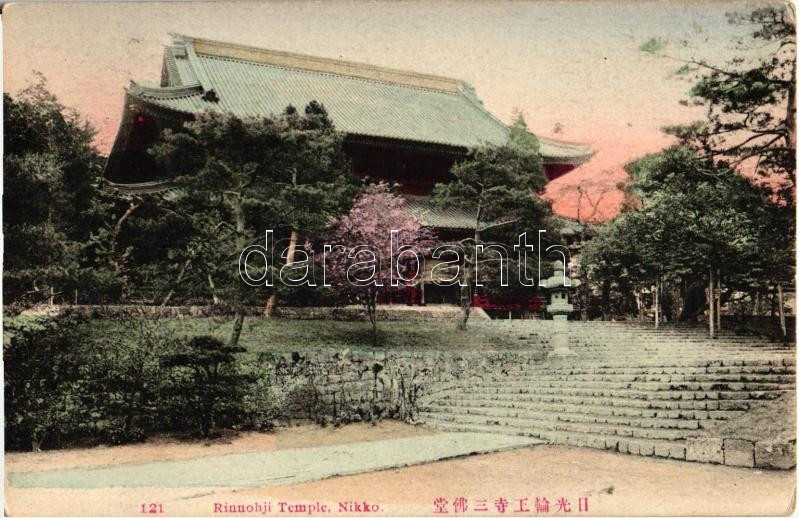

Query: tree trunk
[110,202,140,274]
[161,259,191,306]
[208,274,220,305]
[369,306,378,345]
[601,280,611,321]
[771,287,777,317]
[457,209,482,330]
[265,229,298,316]
[716,268,722,332]
[708,267,715,339]
[636,292,643,322]
[654,282,660,330]
[787,43,796,158]
[366,290,378,345]
[229,310,245,348]
[229,195,247,347]
[777,282,787,340]
[457,262,473,330]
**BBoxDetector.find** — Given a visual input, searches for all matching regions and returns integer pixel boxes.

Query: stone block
[723,439,754,467]
[654,444,672,458]
[668,444,686,460]
[755,441,796,470]
[686,437,723,464]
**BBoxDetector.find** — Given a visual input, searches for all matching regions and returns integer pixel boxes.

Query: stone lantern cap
[542,259,579,290]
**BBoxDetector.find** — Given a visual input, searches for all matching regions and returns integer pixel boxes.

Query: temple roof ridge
[120,33,593,161]
[536,135,594,162]
[170,33,465,94]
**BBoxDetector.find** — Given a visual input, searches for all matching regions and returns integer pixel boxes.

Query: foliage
[648,6,796,201]
[4,314,272,450]
[639,38,665,54]
[161,335,249,436]
[582,145,794,321]
[4,316,92,450]
[431,112,552,328]
[86,313,179,443]
[604,5,798,328]
[149,106,355,344]
[3,76,110,305]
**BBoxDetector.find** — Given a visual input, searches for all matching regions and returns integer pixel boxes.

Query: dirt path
[5,421,433,474]
[7,433,541,489]
[5,424,796,516]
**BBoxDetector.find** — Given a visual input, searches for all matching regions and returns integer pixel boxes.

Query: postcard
[2,1,796,516]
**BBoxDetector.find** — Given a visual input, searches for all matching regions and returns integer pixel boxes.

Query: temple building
[104,34,593,310]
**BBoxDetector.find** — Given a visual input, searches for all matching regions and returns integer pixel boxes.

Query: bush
[238,353,278,430]
[87,314,177,443]
[4,315,273,450]
[161,335,251,436]
[4,315,92,450]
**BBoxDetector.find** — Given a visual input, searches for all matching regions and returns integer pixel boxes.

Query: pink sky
[4,1,775,219]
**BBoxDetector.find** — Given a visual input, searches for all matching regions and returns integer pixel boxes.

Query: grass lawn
[5,315,518,352]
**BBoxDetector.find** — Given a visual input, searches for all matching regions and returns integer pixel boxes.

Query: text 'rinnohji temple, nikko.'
[104,34,594,311]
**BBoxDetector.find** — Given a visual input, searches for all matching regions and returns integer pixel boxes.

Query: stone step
[425,321,793,466]
[500,344,767,349]
[500,358,795,369]
[537,346,792,354]
[457,386,792,402]
[471,380,793,392]
[505,343,789,352]
[425,398,748,420]
[422,404,707,430]
[421,417,690,460]
[497,366,795,376]
[484,334,789,346]
[420,411,700,441]
[480,373,795,384]
[525,360,794,368]
[547,346,791,353]
[434,392,756,411]
[514,335,781,342]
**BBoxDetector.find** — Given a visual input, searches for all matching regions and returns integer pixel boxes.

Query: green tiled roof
[406,197,478,230]
[131,37,508,149]
[538,136,593,162]
[128,34,592,161]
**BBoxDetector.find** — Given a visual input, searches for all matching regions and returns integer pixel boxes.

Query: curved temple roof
[126,34,593,163]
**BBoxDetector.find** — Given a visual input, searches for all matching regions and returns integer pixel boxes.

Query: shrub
[161,335,250,436]
[87,314,177,443]
[238,353,278,430]
[5,315,273,450]
[4,315,92,450]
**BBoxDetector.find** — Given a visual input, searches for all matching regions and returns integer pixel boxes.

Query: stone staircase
[419,320,796,466]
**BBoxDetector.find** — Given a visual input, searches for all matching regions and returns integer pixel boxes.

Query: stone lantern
[543,259,578,362]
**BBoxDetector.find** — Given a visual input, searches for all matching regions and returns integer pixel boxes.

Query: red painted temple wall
[544,162,577,181]
[346,143,456,195]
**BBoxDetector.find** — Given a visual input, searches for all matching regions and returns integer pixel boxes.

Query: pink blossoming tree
[324,183,435,341]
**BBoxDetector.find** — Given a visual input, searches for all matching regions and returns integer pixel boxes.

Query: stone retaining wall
[686,437,795,470]
[264,349,541,425]
[269,306,475,321]
[262,348,795,470]
[19,304,475,321]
